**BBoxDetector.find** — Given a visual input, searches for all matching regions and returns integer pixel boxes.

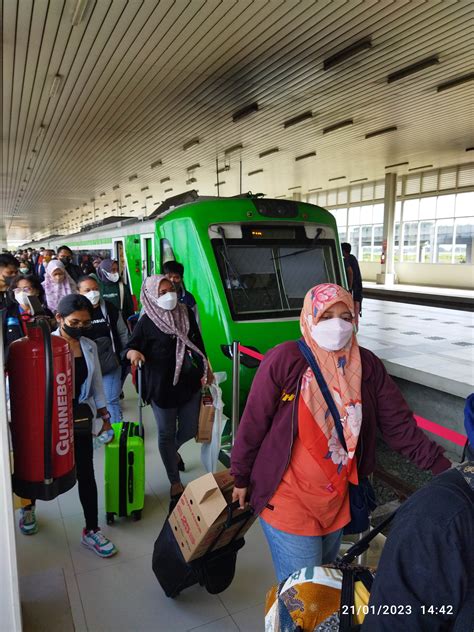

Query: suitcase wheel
[131,510,142,522]
[106,512,115,525]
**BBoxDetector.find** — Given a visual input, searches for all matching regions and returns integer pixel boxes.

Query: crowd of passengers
[1,246,472,631]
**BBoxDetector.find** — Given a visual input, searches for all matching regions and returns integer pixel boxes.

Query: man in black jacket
[362,462,474,632]
[57,245,82,283]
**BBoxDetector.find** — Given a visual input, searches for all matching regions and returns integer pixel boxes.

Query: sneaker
[81,528,118,558]
[19,506,38,535]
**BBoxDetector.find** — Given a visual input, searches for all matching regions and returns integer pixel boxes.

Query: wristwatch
[101,412,111,421]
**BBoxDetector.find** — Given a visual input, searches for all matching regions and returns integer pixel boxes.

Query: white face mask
[311,318,354,351]
[156,291,178,311]
[104,271,119,283]
[84,290,101,306]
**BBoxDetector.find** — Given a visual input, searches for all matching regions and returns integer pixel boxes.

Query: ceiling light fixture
[133,200,139,204]
[187,163,200,172]
[151,159,162,169]
[466,147,474,152]
[183,138,199,151]
[408,164,433,171]
[186,177,197,185]
[308,187,322,192]
[328,176,346,181]
[129,174,138,181]
[113,199,119,203]
[99,192,106,197]
[146,195,153,199]
[71,0,90,25]
[224,143,243,155]
[387,55,439,83]
[215,181,225,186]
[350,178,368,183]
[125,193,131,198]
[295,151,316,161]
[160,177,170,183]
[385,161,408,168]
[140,186,148,192]
[37,124,46,139]
[217,166,230,173]
[323,37,372,71]
[284,112,312,128]
[365,126,398,139]
[232,102,259,122]
[259,147,279,158]
[288,185,302,190]
[248,169,263,176]
[49,75,63,98]
[112,184,120,190]
[164,188,173,193]
[323,119,353,134]
[437,72,474,92]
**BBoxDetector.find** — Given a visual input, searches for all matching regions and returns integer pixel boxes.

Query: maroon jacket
[231,341,451,515]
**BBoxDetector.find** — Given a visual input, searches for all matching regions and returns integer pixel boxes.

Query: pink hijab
[42,260,77,313]
[141,275,207,385]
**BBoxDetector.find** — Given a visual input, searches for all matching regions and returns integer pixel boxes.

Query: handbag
[95,335,120,375]
[265,511,396,632]
[297,339,377,535]
[73,402,93,435]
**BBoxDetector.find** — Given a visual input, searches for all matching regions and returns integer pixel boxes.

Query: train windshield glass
[213,235,340,320]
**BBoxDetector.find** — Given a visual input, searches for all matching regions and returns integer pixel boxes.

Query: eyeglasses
[64,319,92,329]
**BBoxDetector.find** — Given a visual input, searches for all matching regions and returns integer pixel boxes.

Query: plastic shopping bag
[201,372,228,473]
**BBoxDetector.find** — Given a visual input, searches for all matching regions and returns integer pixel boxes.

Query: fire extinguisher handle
[137,361,143,437]
[38,319,54,485]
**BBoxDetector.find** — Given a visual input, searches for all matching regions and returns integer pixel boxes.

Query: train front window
[212,231,340,320]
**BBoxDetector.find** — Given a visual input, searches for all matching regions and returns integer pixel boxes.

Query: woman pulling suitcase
[125,274,212,502]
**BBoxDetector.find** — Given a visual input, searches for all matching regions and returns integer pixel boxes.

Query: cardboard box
[169,469,255,562]
[196,390,214,443]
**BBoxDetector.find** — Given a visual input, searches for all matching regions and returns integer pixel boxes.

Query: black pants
[74,429,98,531]
[29,429,98,531]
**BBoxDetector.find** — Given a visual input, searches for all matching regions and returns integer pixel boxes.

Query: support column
[376,172,397,285]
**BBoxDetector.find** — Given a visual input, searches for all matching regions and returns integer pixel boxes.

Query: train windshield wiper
[217,226,248,295]
[271,228,323,260]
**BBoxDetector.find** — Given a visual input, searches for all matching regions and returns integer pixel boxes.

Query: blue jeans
[102,366,122,424]
[151,390,201,484]
[260,517,343,582]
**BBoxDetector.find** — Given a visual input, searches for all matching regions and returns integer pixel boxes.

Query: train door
[140,234,155,281]
[112,238,130,285]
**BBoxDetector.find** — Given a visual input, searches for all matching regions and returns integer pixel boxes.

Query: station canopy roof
[2,0,473,244]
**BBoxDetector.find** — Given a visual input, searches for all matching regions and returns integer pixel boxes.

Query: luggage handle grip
[225,500,253,528]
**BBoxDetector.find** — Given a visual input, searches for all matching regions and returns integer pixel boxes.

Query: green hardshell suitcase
[104,366,145,524]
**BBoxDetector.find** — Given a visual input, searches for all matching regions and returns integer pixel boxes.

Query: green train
[25,193,346,416]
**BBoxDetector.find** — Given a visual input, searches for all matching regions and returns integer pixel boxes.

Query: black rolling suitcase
[152,501,252,598]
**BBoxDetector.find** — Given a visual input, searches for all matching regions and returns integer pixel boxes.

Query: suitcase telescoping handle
[137,361,144,436]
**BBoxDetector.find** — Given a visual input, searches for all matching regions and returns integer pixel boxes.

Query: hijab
[141,275,207,385]
[97,259,117,283]
[42,260,77,313]
[298,283,362,494]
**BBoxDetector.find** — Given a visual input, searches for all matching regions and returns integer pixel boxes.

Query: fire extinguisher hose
[38,319,54,485]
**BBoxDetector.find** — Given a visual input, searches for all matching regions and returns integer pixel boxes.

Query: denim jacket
[52,330,106,417]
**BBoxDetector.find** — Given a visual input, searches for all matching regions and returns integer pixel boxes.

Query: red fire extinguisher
[8,318,76,500]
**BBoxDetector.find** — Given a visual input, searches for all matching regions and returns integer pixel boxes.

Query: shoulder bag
[297,339,377,535]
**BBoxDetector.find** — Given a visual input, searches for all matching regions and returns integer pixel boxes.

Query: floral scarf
[141,275,207,386]
[299,283,362,494]
[41,260,77,313]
